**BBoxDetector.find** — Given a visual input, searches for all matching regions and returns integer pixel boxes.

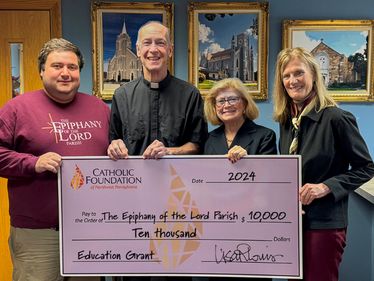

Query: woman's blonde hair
[273,47,336,124]
[204,78,259,125]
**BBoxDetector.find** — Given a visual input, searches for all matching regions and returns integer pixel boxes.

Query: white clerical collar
[150,82,159,89]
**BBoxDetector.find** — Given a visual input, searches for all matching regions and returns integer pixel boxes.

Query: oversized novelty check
[59,156,302,279]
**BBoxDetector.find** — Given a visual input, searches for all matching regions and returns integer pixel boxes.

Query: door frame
[0,0,61,37]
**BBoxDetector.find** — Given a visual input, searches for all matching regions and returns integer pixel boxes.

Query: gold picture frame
[283,19,374,102]
[188,2,269,100]
[91,1,174,100]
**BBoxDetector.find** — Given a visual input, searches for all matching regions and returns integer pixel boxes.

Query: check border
[58,155,303,279]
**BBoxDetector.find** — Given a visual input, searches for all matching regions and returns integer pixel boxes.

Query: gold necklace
[226,138,234,146]
[225,131,235,145]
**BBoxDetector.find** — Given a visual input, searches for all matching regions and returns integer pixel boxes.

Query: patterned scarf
[288,94,316,155]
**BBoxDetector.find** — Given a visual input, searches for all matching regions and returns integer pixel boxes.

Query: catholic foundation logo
[85,168,142,190]
[70,165,85,190]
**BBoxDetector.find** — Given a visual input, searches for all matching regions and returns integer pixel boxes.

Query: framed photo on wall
[91,2,174,100]
[283,19,374,102]
[188,2,269,100]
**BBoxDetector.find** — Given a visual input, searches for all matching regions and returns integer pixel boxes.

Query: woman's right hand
[227,145,247,163]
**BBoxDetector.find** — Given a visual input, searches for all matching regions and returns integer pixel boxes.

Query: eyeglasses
[215,96,241,107]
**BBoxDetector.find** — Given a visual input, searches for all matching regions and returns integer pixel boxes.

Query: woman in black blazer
[204,78,277,161]
[273,47,374,281]
[203,78,276,281]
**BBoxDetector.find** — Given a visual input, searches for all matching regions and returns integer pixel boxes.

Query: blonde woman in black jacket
[204,78,277,162]
[273,47,374,281]
[203,78,276,281]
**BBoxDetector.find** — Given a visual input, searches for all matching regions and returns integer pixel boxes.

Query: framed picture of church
[92,2,174,100]
[188,2,269,100]
[283,20,374,102]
